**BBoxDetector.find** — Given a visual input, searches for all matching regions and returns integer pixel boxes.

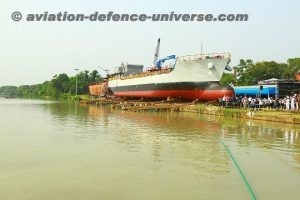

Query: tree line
[220,57,300,86]
[0,70,103,99]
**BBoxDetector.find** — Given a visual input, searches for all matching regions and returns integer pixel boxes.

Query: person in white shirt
[286,96,290,110]
[296,94,300,110]
[291,96,295,110]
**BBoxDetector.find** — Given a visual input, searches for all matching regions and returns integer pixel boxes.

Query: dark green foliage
[0,70,103,99]
[0,86,18,97]
[220,58,300,86]
[220,73,236,86]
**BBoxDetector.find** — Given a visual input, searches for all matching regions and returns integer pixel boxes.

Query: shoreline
[79,98,300,125]
[183,104,300,124]
[2,96,300,124]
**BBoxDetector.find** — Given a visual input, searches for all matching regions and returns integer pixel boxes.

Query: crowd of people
[219,94,300,110]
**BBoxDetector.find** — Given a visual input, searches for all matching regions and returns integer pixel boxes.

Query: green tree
[235,59,254,85]
[248,61,286,81]
[89,70,103,84]
[220,73,235,86]
[52,73,70,93]
[0,86,17,96]
[282,58,300,79]
[235,59,287,85]
[76,70,90,95]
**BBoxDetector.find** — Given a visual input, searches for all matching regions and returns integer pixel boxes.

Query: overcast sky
[0,0,299,86]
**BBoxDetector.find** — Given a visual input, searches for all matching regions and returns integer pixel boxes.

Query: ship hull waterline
[109,81,234,101]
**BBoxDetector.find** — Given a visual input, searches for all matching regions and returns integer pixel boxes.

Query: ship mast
[153,38,160,66]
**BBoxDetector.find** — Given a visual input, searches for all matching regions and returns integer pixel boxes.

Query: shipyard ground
[79,98,300,124]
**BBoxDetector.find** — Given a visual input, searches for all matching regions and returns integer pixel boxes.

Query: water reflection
[42,103,232,174]
[1,99,299,200]
[40,102,300,167]
[220,118,300,166]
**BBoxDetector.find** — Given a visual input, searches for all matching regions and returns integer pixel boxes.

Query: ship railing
[108,68,174,81]
[177,52,230,61]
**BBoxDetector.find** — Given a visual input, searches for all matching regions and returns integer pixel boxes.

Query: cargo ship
[90,39,234,100]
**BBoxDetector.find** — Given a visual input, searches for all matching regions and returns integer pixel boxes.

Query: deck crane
[156,55,176,68]
[152,38,176,69]
[153,38,160,66]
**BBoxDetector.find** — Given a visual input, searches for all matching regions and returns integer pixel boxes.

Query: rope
[217,134,257,200]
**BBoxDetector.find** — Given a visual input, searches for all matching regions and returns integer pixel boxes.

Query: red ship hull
[114,90,234,100]
[110,82,234,100]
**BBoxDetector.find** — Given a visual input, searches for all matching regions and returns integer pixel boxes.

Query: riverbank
[79,98,300,124]
[184,104,300,124]
[79,99,189,112]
